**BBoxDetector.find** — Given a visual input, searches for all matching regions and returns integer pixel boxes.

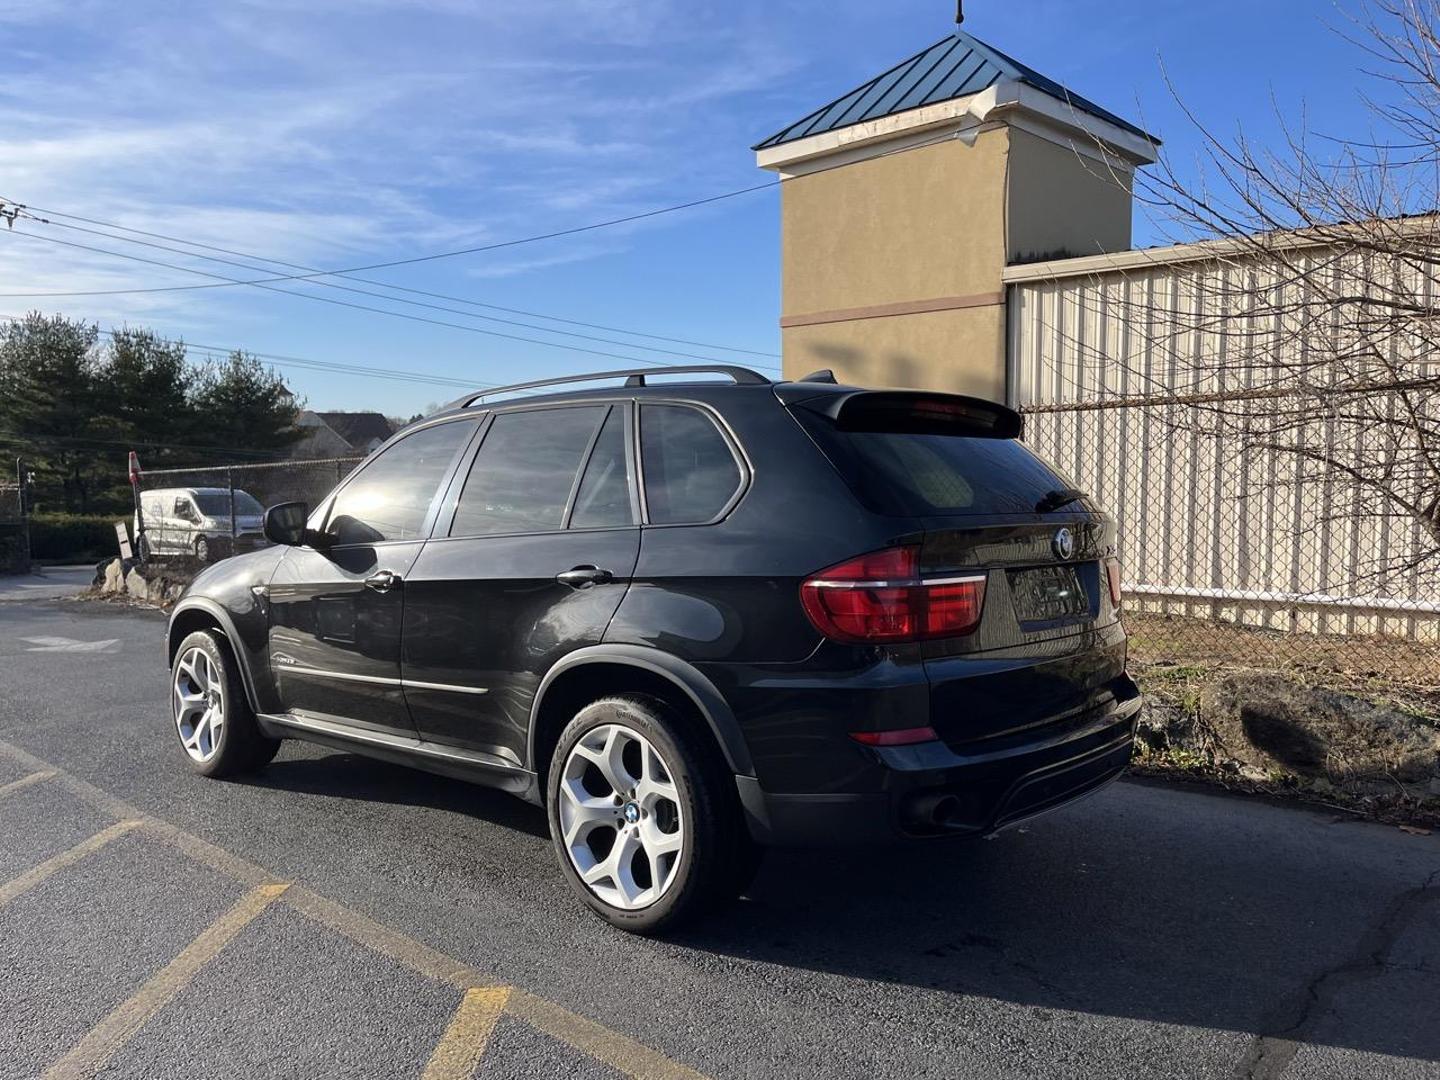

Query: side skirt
[257,712,541,803]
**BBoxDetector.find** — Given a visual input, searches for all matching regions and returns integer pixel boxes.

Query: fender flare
[167,598,262,714]
[528,645,756,777]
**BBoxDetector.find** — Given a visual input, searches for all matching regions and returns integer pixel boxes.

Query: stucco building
[754,26,1158,401]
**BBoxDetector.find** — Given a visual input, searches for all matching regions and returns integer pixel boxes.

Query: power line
[0,427,298,459]
[0,182,775,300]
[0,126,962,309]
[0,314,497,392]
[12,212,767,365]
[8,202,781,359]
[3,229,745,370]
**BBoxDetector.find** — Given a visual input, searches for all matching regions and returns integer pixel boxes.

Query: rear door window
[639,404,743,525]
[451,406,606,537]
[570,407,634,529]
[793,409,1075,517]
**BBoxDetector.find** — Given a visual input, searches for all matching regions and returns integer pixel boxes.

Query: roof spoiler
[788,389,1023,440]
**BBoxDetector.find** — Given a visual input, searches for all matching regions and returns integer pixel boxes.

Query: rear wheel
[171,630,279,777]
[547,695,754,934]
[193,536,210,563]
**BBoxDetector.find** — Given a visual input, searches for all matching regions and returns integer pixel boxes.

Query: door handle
[365,570,401,593]
[556,566,613,589]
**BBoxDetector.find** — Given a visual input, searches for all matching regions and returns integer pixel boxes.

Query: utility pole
[956,1,964,24]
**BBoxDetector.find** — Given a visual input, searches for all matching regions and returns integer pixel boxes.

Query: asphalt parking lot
[1,597,1438,1079]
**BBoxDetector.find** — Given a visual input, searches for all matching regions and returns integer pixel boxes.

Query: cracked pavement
[2,597,1439,1079]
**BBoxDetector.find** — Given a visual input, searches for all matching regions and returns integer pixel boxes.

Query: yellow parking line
[508,990,710,1080]
[421,987,513,1080]
[42,881,290,1080]
[0,739,713,1080]
[0,769,56,798]
[0,819,143,909]
[282,883,495,990]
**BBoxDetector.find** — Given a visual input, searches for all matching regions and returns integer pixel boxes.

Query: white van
[135,487,267,563]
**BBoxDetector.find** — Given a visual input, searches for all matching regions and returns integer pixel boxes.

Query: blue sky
[0,0,1394,416]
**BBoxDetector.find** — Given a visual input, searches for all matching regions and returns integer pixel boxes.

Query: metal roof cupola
[754,26,1159,153]
[751,15,1158,399]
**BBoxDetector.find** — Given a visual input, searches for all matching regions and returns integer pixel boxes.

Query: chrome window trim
[279,665,488,695]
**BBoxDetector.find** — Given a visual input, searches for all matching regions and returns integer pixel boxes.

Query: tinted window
[571,408,633,529]
[327,421,471,544]
[794,409,1074,517]
[640,405,742,525]
[451,407,604,537]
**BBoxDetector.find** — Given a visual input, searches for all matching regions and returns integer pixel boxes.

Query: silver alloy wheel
[173,646,225,763]
[195,537,209,563]
[558,723,684,910]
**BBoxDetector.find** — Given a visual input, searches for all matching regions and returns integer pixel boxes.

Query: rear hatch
[784,387,1127,745]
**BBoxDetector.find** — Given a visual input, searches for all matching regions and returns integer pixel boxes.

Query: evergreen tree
[190,351,303,457]
[0,313,104,512]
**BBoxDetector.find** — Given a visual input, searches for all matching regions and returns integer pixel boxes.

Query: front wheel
[547,696,755,934]
[193,536,210,563]
[171,630,279,777]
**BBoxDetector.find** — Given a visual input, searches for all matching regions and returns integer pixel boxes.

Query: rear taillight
[1104,557,1123,611]
[800,546,986,643]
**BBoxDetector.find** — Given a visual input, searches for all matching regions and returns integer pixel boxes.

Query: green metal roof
[754,29,1158,151]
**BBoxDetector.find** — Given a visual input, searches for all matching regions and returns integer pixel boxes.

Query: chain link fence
[133,456,363,565]
[1021,397,1440,689]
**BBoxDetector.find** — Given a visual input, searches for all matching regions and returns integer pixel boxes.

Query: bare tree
[1064,1,1440,589]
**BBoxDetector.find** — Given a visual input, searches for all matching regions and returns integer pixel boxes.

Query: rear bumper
[737,675,1142,846]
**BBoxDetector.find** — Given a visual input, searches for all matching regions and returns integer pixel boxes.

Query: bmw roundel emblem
[1052,527,1075,561]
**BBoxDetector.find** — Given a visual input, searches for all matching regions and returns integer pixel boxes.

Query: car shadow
[238,751,551,841]
[234,751,1439,1065]
[671,780,1440,1066]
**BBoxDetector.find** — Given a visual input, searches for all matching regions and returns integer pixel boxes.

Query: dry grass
[1126,612,1440,720]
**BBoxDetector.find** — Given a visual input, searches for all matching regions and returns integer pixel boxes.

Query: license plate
[1009,565,1088,622]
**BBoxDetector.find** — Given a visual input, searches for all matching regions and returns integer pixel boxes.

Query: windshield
[192,490,264,516]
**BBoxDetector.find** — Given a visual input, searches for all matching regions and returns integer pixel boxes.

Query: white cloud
[0,0,797,347]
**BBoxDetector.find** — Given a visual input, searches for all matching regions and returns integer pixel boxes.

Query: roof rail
[442,365,771,411]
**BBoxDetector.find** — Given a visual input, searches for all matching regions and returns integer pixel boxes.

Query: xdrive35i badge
[1052,527,1076,561]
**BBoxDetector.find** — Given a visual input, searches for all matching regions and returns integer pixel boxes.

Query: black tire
[194,536,210,564]
[136,533,152,563]
[546,695,755,934]
[170,629,280,778]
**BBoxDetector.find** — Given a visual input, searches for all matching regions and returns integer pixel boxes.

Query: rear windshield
[793,409,1075,517]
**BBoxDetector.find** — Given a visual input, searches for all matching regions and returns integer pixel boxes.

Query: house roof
[753,29,1159,151]
[314,411,395,449]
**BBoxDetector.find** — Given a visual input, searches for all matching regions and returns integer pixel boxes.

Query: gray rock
[102,560,124,594]
[124,568,149,602]
[1202,673,1440,785]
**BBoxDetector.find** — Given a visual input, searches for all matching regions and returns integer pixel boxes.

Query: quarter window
[640,404,743,525]
[326,421,472,545]
[451,407,605,537]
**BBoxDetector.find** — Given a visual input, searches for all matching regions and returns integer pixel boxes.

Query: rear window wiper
[1035,488,1089,514]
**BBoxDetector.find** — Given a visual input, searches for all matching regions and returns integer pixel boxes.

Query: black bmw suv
[166,365,1140,932]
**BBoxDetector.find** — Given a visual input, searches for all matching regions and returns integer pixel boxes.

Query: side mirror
[263,502,310,547]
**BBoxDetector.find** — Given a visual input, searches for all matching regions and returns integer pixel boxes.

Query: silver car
[135,487,268,563]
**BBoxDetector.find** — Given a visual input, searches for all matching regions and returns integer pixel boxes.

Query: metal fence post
[228,467,237,547]
[15,457,31,576]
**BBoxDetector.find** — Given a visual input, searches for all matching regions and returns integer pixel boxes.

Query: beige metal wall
[1008,253,1440,642]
